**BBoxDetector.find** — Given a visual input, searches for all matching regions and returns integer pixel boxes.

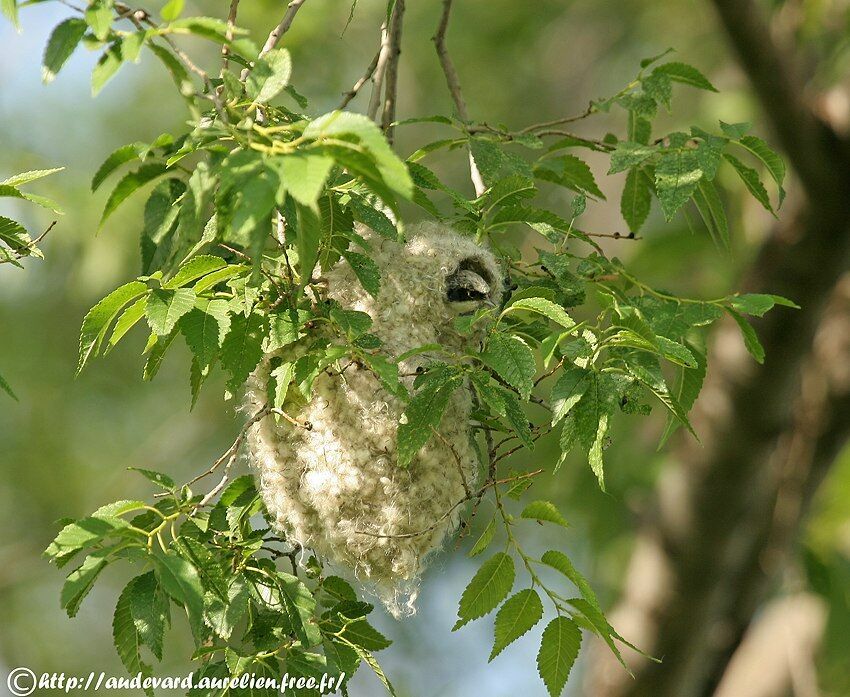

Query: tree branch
[380,0,405,142]
[432,0,485,196]
[367,21,392,122]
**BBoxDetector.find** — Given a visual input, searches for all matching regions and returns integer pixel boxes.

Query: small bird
[244,222,503,615]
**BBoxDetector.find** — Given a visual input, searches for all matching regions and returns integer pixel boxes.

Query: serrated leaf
[729,293,798,316]
[62,552,109,617]
[342,250,381,297]
[273,153,333,207]
[608,142,656,174]
[693,178,729,249]
[164,255,226,289]
[85,0,113,41]
[454,552,515,630]
[78,281,148,374]
[621,168,651,233]
[397,373,460,467]
[490,589,544,661]
[246,48,292,103]
[551,367,590,426]
[160,0,184,21]
[737,135,785,205]
[504,297,575,329]
[521,500,569,528]
[723,153,774,215]
[655,147,703,220]
[92,42,123,96]
[535,155,605,199]
[720,121,751,139]
[92,143,146,192]
[541,550,602,612]
[537,616,581,697]
[113,578,153,680]
[128,467,175,490]
[220,311,265,392]
[152,548,204,640]
[128,571,170,660]
[45,516,131,563]
[179,299,230,368]
[468,518,495,558]
[101,163,168,227]
[145,288,196,336]
[727,308,765,363]
[305,110,413,201]
[654,62,717,92]
[42,18,88,83]
[481,333,536,399]
[658,342,706,447]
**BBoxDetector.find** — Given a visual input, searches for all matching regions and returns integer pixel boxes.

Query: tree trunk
[586,1,850,696]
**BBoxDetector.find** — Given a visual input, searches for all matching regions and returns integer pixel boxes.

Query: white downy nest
[243,222,503,615]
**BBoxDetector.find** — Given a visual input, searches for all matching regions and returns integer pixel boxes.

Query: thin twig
[183,406,270,510]
[431,425,471,497]
[367,21,392,121]
[381,0,405,142]
[519,104,596,134]
[432,0,485,195]
[221,0,240,73]
[239,0,309,81]
[339,49,380,108]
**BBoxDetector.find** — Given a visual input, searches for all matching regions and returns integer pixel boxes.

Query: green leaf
[720,121,751,139]
[454,552,515,630]
[113,578,153,680]
[180,299,230,368]
[551,367,590,426]
[160,0,184,21]
[128,572,170,661]
[729,293,798,316]
[468,518,495,558]
[737,135,785,205]
[520,500,569,528]
[270,361,295,410]
[78,281,148,373]
[164,255,226,289]
[62,551,109,617]
[490,589,544,661]
[541,550,603,612]
[145,288,196,336]
[397,373,460,467]
[727,308,765,363]
[621,168,651,233]
[654,62,718,91]
[573,372,618,489]
[658,342,706,447]
[273,153,333,207]
[481,333,536,399]
[692,178,729,249]
[535,155,605,199]
[343,250,381,297]
[148,43,194,102]
[92,42,123,96]
[723,153,774,215]
[45,516,131,563]
[85,0,113,41]
[246,48,292,103]
[655,147,702,220]
[295,202,321,286]
[128,467,175,490]
[101,163,168,227]
[470,138,506,185]
[42,18,88,83]
[537,616,582,697]
[2,0,18,30]
[608,142,656,174]
[305,111,413,201]
[143,330,177,381]
[503,297,575,329]
[220,311,265,392]
[91,143,146,192]
[152,548,204,640]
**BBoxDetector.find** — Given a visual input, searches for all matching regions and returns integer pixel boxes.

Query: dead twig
[381,0,405,142]
[339,49,380,108]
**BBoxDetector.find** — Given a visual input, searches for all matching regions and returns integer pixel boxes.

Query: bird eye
[446,257,493,305]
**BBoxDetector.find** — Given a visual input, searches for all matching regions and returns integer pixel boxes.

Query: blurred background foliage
[1,1,849,695]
